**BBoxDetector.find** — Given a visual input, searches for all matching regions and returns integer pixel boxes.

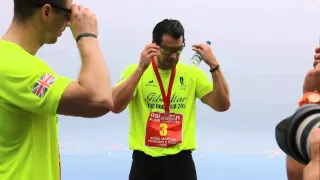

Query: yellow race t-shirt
[116,61,213,157]
[0,40,72,180]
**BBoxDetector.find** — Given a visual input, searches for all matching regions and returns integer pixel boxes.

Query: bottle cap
[206,41,211,45]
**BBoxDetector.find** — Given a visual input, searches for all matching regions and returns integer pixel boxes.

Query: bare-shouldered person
[286,47,320,180]
[303,128,320,180]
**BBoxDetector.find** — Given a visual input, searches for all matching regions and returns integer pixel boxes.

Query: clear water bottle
[190,40,211,66]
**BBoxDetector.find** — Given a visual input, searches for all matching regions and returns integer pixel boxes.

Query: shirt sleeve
[115,64,139,96]
[1,70,72,115]
[193,66,214,99]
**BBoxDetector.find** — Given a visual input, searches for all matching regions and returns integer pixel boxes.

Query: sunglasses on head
[24,2,71,20]
[24,2,71,12]
[46,4,71,13]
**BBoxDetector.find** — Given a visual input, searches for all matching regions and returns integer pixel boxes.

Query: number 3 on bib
[160,123,168,136]
[145,112,184,148]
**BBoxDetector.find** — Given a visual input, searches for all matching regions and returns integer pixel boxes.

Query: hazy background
[2,0,320,179]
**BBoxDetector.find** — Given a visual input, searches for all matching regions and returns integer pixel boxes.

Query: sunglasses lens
[161,47,183,54]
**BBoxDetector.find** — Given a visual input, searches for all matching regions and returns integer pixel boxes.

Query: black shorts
[129,150,197,180]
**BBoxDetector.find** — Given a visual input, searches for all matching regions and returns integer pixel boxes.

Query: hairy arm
[57,38,113,117]
[112,67,145,113]
[201,67,230,112]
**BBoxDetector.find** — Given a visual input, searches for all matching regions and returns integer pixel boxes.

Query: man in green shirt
[0,0,113,179]
[112,19,230,180]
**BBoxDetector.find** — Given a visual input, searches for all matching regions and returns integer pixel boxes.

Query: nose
[169,52,178,60]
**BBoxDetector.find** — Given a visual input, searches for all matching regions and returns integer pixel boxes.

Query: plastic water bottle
[190,41,211,66]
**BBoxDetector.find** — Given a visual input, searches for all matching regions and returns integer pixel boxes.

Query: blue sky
[2,0,320,179]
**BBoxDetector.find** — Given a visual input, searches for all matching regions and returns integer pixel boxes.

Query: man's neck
[2,19,43,55]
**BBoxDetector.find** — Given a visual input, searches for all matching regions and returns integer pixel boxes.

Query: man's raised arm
[57,5,112,117]
[112,67,144,113]
[112,43,160,113]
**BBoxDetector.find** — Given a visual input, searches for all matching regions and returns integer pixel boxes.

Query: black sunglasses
[28,3,71,21]
[38,4,71,13]
[24,2,71,13]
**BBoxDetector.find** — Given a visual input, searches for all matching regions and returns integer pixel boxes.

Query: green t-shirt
[0,40,72,180]
[116,61,213,157]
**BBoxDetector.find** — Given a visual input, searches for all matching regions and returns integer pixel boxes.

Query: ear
[40,4,53,22]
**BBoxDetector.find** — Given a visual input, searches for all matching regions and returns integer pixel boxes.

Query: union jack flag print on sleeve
[32,73,56,98]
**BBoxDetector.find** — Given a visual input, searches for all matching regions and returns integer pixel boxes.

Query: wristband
[76,33,97,42]
[209,65,220,73]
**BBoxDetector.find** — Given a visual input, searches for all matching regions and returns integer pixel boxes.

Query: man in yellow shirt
[112,19,231,180]
[0,0,113,180]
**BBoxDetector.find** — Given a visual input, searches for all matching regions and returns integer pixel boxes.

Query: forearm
[77,38,112,102]
[112,67,145,113]
[210,67,230,110]
[217,69,230,96]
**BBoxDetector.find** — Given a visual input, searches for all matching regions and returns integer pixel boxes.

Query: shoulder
[122,64,139,72]
[0,52,57,89]
[1,55,52,76]
[0,41,52,74]
[177,61,206,76]
[177,61,202,70]
[303,68,320,93]
[304,68,319,82]
[118,64,140,80]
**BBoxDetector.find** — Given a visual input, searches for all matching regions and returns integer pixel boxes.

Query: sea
[61,150,287,180]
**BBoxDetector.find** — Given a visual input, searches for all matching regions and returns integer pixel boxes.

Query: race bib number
[145,112,183,148]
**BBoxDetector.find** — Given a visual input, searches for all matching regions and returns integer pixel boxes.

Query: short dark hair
[152,19,185,46]
[13,0,66,22]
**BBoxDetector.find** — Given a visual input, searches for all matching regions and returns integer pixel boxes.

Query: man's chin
[45,38,58,44]
[166,61,178,69]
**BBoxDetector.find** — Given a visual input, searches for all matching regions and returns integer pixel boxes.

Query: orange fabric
[298,91,320,107]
